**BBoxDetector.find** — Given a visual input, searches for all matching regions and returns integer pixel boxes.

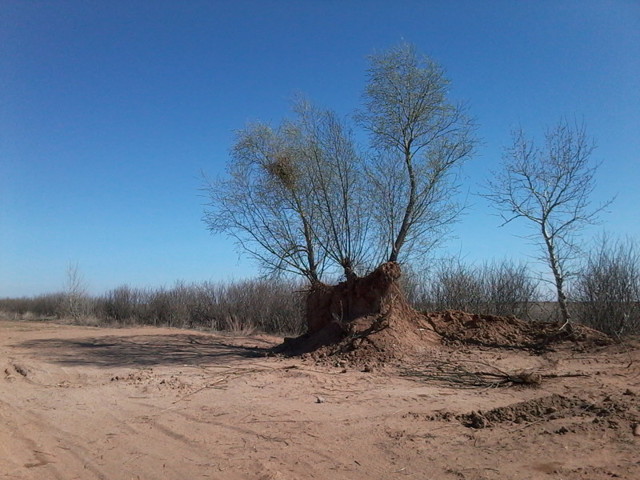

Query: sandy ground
[1,318,639,480]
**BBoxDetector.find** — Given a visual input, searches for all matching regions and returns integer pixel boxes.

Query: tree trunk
[543,229,571,328]
[389,146,416,262]
[296,196,320,284]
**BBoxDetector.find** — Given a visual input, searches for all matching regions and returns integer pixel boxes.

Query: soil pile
[425,310,612,350]
[303,308,440,367]
[277,263,612,365]
[457,391,640,433]
[276,262,440,366]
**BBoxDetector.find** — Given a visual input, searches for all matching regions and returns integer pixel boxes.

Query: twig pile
[400,360,587,388]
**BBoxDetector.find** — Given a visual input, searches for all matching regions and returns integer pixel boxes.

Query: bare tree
[63,261,89,320]
[203,119,324,283]
[485,119,613,328]
[357,43,476,265]
[203,99,368,283]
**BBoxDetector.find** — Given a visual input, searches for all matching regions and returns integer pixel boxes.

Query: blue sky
[1,0,638,297]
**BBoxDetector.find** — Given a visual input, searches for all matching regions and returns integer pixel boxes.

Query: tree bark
[543,227,571,328]
[389,145,416,262]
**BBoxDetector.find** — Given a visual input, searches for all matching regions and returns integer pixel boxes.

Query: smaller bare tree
[63,262,89,320]
[485,119,612,329]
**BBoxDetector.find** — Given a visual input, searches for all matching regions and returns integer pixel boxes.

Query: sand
[1,318,639,480]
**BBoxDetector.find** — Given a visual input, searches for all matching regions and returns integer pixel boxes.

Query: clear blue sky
[1,1,639,297]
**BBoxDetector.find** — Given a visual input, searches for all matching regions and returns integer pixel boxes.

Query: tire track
[0,398,65,480]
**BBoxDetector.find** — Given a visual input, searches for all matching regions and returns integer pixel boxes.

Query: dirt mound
[425,310,612,351]
[305,262,407,333]
[277,264,612,366]
[459,394,588,428]
[308,310,440,368]
[276,262,440,367]
[278,303,440,368]
[457,391,640,431]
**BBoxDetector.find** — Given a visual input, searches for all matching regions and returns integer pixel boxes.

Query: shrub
[94,279,304,334]
[426,259,485,312]
[573,236,640,336]
[0,293,66,318]
[482,261,539,318]
[98,285,150,323]
[411,259,539,319]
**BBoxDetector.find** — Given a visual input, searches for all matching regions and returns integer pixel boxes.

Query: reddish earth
[1,315,639,480]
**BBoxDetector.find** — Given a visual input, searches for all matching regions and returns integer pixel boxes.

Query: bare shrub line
[0,278,306,336]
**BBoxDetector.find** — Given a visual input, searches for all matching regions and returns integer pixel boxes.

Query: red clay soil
[305,262,408,334]
[425,310,612,351]
[276,262,440,366]
[429,390,640,431]
[3,318,638,480]
[277,262,612,366]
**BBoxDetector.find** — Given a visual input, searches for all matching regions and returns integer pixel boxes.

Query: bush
[573,237,640,336]
[0,293,66,318]
[98,285,150,323]
[425,259,485,312]
[92,279,306,334]
[411,259,540,319]
[1,278,305,335]
[187,279,304,334]
[483,261,539,318]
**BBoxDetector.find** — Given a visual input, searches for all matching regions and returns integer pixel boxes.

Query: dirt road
[1,318,639,479]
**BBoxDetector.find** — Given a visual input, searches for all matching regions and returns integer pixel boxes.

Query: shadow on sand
[18,333,276,368]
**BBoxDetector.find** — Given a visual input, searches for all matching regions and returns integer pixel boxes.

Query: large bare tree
[357,43,476,265]
[204,44,478,336]
[485,119,612,328]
